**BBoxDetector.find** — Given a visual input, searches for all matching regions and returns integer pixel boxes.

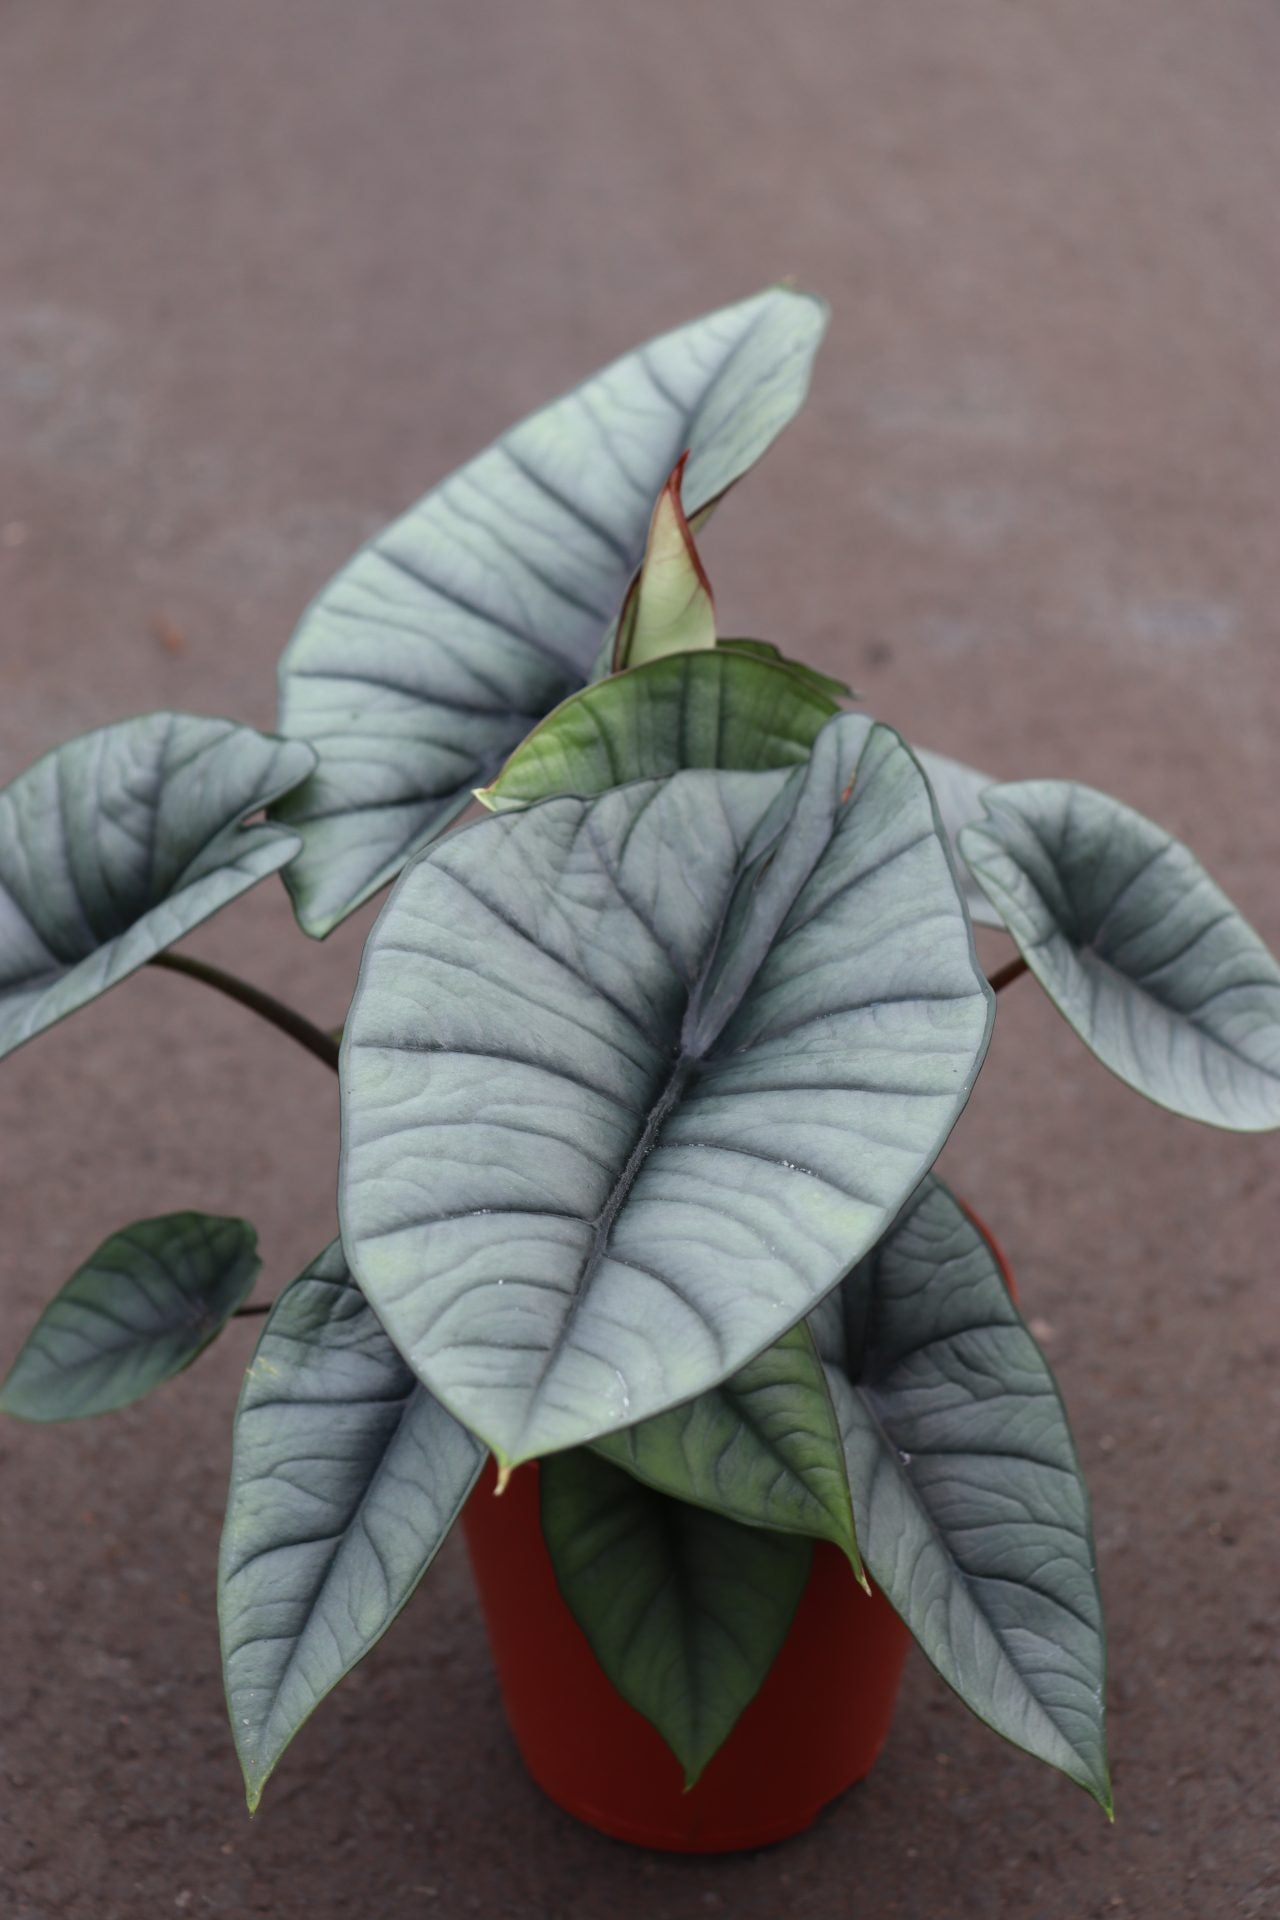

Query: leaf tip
[493,1463,513,1497]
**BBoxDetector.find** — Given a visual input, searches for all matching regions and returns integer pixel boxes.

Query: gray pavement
[2,3,1278,1915]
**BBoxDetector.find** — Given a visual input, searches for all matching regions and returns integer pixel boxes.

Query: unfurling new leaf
[273,286,829,936]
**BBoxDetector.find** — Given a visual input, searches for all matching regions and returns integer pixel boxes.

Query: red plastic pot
[461,1212,1015,1853]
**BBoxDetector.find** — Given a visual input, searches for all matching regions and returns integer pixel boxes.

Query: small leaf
[341,713,994,1467]
[810,1177,1111,1811]
[614,456,717,669]
[218,1243,484,1812]
[593,1321,860,1570]
[0,1214,260,1421]
[912,745,1002,929]
[0,714,315,1061]
[959,781,1280,1129]
[541,1449,811,1785]
[476,648,835,812]
[273,286,828,936]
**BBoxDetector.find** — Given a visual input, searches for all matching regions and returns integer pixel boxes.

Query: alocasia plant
[4,285,1279,1830]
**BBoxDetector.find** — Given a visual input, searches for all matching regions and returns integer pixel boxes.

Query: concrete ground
[2,3,1278,1915]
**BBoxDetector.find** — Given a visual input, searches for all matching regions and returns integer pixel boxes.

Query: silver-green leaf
[274,286,828,936]
[0,714,315,1061]
[0,1213,260,1422]
[912,744,1002,929]
[541,1449,811,1786]
[218,1243,485,1811]
[340,712,993,1467]
[959,781,1280,1129]
[810,1177,1111,1811]
[593,1321,860,1570]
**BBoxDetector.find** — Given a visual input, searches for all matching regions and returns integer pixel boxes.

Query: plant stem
[148,951,341,1073]
[233,1302,274,1318]
[987,954,1030,994]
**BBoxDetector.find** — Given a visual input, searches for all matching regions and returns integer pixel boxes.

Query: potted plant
[3,286,1279,1854]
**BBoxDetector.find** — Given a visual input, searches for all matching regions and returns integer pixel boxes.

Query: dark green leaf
[0,714,315,1060]
[0,1214,260,1421]
[810,1177,1111,1810]
[476,648,836,812]
[273,287,828,936]
[218,1243,484,1811]
[593,1320,860,1569]
[341,713,993,1466]
[541,1449,811,1785]
[959,781,1280,1129]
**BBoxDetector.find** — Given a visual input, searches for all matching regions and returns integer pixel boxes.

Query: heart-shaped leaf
[0,1213,260,1422]
[341,712,993,1467]
[476,648,836,813]
[912,745,1002,929]
[593,1320,860,1568]
[541,1448,811,1785]
[959,781,1280,1129]
[810,1177,1111,1810]
[218,1242,484,1811]
[0,714,315,1061]
[273,286,828,936]
[614,455,717,670]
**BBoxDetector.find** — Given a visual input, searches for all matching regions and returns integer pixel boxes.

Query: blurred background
[2,4,1277,1916]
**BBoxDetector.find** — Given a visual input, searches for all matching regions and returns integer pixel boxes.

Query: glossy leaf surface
[959,781,1280,1129]
[593,1321,859,1566]
[274,287,828,935]
[0,714,314,1060]
[218,1244,485,1810]
[341,713,993,1466]
[476,648,836,812]
[0,1213,260,1422]
[541,1448,811,1785]
[810,1177,1110,1809]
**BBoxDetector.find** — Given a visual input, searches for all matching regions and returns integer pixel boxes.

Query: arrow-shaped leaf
[0,714,315,1061]
[593,1320,859,1568]
[541,1448,811,1786]
[273,286,828,936]
[959,781,1280,1129]
[810,1176,1111,1811]
[0,1213,260,1421]
[476,647,836,812]
[341,712,993,1466]
[218,1243,485,1811]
